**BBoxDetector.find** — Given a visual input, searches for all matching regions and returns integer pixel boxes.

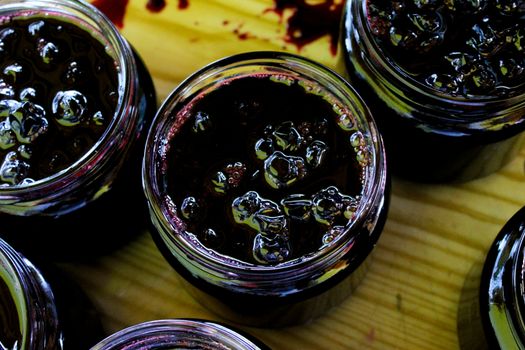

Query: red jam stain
[92,0,189,28]
[178,0,189,9]
[147,0,166,13]
[92,0,341,55]
[267,0,344,55]
[92,0,129,28]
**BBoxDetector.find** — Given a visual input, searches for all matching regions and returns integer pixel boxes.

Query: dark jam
[0,14,156,260]
[164,75,366,265]
[367,0,525,98]
[0,277,21,349]
[0,17,117,186]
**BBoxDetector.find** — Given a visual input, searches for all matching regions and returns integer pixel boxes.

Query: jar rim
[0,239,29,349]
[0,238,61,349]
[91,319,266,350]
[0,0,136,205]
[143,51,388,293]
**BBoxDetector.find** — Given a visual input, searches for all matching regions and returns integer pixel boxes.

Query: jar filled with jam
[0,237,104,349]
[341,0,525,182]
[458,206,525,349]
[0,0,156,258]
[143,51,389,326]
[91,319,270,350]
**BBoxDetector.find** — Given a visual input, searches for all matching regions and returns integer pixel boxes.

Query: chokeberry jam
[366,0,525,98]
[0,17,117,185]
[163,74,366,265]
[0,277,20,350]
[0,0,157,261]
[342,0,525,182]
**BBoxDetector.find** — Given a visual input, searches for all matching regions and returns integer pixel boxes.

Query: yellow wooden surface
[62,1,525,349]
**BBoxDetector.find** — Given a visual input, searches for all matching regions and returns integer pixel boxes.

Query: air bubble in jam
[19,87,37,101]
[312,186,358,226]
[263,151,307,189]
[192,111,212,133]
[52,90,88,126]
[3,63,25,84]
[0,151,30,185]
[255,138,274,160]
[253,233,291,265]
[0,16,118,186]
[9,101,48,144]
[272,121,303,151]
[281,194,312,222]
[366,0,525,97]
[305,140,328,168]
[165,74,367,265]
[181,196,201,221]
[0,120,15,150]
[0,80,14,98]
[322,225,345,246]
[37,39,60,64]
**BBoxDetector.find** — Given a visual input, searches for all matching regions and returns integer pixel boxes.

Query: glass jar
[458,206,525,349]
[0,0,156,259]
[0,237,104,349]
[143,51,389,326]
[91,319,270,350]
[341,0,525,182]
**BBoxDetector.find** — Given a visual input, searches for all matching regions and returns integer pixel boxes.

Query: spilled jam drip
[164,75,368,265]
[92,0,130,28]
[0,278,21,349]
[0,17,118,186]
[267,0,344,55]
[93,0,341,54]
[367,0,525,97]
[93,0,189,27]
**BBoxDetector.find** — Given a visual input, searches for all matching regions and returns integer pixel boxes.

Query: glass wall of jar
[0,237,104,349]
[90,319,270,350]
[341,0,525,182]
[0,0,156,259]
[458,206,525,349]
[143,51,389,327]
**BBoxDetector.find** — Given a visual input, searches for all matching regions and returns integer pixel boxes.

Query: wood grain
[62,1,525,349]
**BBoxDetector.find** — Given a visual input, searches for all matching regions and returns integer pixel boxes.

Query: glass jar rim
[0,0,135,201]
[511,218,525,345]
[143,51,388,291]
[0,239,30,349]
[91,319,267,350]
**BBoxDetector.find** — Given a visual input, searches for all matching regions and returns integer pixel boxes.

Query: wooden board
[61,1,525,348]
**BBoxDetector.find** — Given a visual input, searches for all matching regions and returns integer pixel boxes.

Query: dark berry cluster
[367,0,525,97]
[167,75,365,265]
[0,17,118,186]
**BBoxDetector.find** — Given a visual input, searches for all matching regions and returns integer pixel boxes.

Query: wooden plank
[59,1,525,348]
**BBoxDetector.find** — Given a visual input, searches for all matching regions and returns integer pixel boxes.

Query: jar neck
[91,319,267,350]
[0,0,140,216]
[345,0,525,132]
[483,206,525,349]
[0,239,62,349]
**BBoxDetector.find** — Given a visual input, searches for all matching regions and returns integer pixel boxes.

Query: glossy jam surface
[367,0,525,98]
[0,16,118,186]
[163,74,367,265]
[0,277,21,349]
